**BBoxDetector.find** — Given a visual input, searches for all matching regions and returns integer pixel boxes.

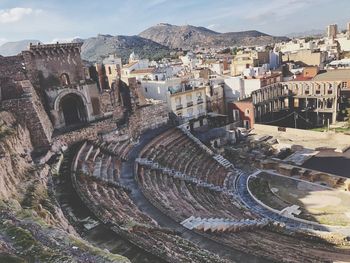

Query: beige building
[327,24,338,39]
[231,50,269,76]
[168,85,207,127]
[282,49,327,68]
[103,54,122,88]
[313,69,350,97]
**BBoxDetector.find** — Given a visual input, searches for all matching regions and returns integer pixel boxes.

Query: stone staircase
[178,126,234,169]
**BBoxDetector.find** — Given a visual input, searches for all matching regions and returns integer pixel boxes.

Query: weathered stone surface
[128,102,169,138]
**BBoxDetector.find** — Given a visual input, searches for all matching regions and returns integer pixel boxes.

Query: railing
[187,101,194,107]
[176,104,183,110]
[197,98,204,104]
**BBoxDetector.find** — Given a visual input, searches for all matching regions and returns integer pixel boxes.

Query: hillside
[79,34,170,63]
[139,23,289,49]
[0,40,41,56]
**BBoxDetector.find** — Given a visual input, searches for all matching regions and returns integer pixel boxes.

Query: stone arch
[53,89,89,128]
[60,93,87,126]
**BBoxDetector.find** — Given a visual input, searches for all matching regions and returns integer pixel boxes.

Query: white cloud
[0,8,36,23]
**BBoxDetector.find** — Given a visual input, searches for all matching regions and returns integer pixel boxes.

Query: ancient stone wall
[52,118,117,150]
[0,55,27,101]
[1,81,53,148]
[128,102,169,138]
[22,43,85,89]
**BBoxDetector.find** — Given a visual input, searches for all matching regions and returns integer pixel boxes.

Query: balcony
[197,98,204,104]
[187,101,194,107]
[176,104,183,110]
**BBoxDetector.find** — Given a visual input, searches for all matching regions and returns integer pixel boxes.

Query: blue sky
[0,0,349,45]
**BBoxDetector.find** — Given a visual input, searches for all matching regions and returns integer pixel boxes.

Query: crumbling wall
[128,102,169,138]
[0,112,33,199]
[52,118,117,151]
[1,81,53,148]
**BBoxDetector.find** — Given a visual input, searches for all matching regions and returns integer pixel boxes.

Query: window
[157,86,160,94]
[108,66,112,75]
[244,120,250,129]
[245,109,250,116]
[304,86,310,95]
[342,82,348,88]
[315,85,321,95]
[327,86,333,95]
[232,110,239,121]
[60,73,70,86]
[145,87,148,93]
[198,105,204,114]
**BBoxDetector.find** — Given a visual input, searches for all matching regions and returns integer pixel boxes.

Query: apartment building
[230,50,270,76]
[168,85,207,128]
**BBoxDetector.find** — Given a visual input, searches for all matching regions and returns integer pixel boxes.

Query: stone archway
[52,89,91,129]
[59,93,87,126]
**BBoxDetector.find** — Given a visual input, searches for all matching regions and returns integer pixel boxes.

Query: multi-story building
[141,78,183,101]
[327,24,338,39]
[168,84,207,128]
[224,69,282,100]
[103,54,122,88]
[231,50,270,76]
[252,81,340,127]
[313,69,350,98]
[275,39,317,54]
[282,49,327,69]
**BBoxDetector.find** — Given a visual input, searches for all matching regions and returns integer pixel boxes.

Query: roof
[294,75,313,81]
[313,69,350,81]
[123,61,138,68]
[131,68,155,74]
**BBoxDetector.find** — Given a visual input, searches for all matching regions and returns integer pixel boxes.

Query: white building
[269,50,281,70]
[141,78,183,101]
[275,39,317,54]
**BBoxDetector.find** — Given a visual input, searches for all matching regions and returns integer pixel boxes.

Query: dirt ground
[251,172,350,226]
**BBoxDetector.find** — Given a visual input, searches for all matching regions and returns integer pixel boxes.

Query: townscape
[1,2,350,262]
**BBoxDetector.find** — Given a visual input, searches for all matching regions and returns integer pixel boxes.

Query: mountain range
[0,40,41,57]
[139,23,288,49]
[0,24,289,62]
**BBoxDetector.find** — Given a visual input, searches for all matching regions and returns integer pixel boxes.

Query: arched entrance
[60,93,87,126]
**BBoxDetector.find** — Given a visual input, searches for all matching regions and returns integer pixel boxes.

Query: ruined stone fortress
[0,42,168,149]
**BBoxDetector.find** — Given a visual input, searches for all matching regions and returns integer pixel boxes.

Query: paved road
[119,126,268,263]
